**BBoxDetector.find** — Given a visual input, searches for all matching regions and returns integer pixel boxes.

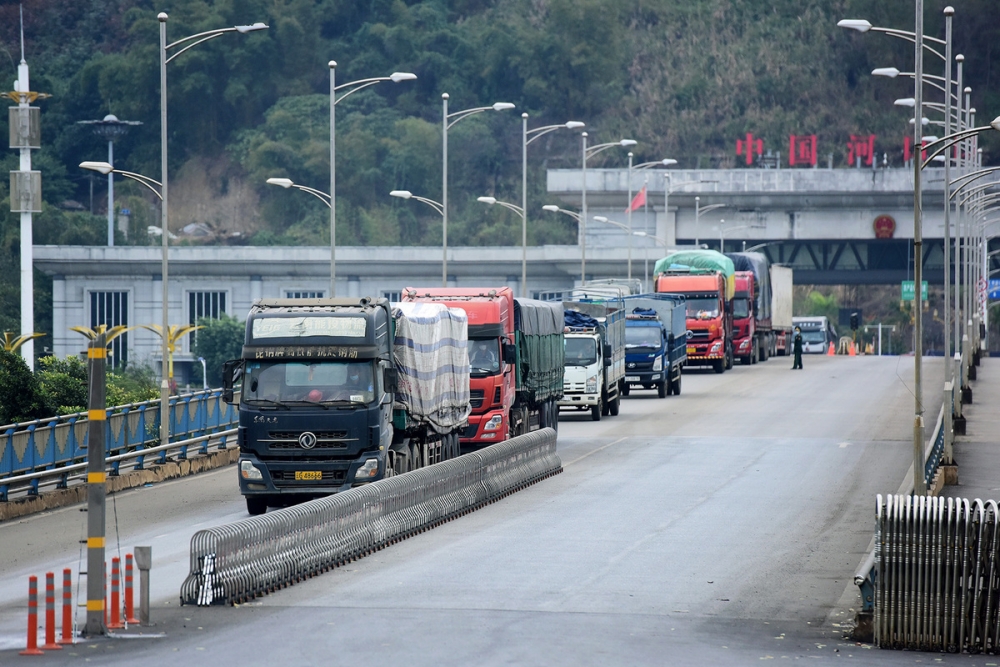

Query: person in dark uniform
[791,326,804,369]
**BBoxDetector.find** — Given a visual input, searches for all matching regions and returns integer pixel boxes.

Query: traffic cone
[848,341,857,357]
[827,342,835,356]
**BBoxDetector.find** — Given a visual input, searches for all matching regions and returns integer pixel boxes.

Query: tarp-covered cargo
[623,294,688,340]
[654,250,736,300]
[513,298,564,401]
[392,302,471,432]
[726,251,772,321]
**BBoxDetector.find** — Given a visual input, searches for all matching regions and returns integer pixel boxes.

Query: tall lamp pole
[541,205,584,281]
[328,63,415,297]
[157,12,267,466]
[77,115,142,246]
[581,133,636,284]
[522,115,584,297]
[627,157,678,282]
[442,95,515,286]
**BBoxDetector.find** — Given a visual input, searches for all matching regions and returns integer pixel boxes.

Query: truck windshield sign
[252,316,367,339]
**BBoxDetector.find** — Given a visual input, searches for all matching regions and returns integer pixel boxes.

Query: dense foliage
[192,314,245,386]
[0,1,997,355]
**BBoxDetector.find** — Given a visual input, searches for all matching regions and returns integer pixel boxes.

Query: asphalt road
[5,354,988,666]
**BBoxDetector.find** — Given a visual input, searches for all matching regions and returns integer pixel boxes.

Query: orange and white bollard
[19,575,44,656]
[124,554,139,624]
[39,572,62,650]
[108,557,124,629]
[58,568,74,644]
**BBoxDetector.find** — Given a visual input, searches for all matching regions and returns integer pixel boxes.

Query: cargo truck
[222,298,471,515]
[559,297,626,420]
[654,250,735,374]
[731,270,760,364]
[621,294,688,397]
[727,251,782,362]
[402,287,563,444]
[770,265,794,356]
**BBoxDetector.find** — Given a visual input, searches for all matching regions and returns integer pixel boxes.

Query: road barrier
[0,389,237,500]
[869,494,1000,652]
[180,428,561,606]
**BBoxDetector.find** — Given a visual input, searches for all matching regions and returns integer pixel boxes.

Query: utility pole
[84,331,107,637]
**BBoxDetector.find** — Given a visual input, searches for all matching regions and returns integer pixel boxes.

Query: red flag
[628,186,647,212]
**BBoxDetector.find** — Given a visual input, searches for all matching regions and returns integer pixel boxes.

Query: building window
[188,291,227,348]
[532,290,565,301]
[382,290,402,303]
[90,291,129,368]
[285,290,324,299]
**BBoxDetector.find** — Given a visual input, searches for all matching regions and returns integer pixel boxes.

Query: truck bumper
[559,392,600,408]
[238,451,384,498]
[459,409,506,445]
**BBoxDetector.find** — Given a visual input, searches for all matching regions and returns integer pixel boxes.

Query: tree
[0,350,48,425]
[192,314,245,387]
[36,355,89,415]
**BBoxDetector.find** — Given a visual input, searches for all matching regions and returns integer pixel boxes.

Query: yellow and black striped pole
[84,331,107,636]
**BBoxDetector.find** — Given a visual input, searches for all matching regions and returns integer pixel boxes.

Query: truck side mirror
[668,333,675,346]
[502,343,517,365]
[602,343,612,366]
[221,359,241,404]
[383,367,399,394]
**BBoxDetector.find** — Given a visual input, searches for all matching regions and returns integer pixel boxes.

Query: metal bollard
[58,569,74,644]
[134,546,152,625]
[124,554,139,624]
[19,576,44,656]
[108,557,123,629]
[40,572,62,650]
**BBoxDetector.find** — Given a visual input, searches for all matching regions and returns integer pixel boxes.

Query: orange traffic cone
[848,341,857,356]
[827,342,835,356]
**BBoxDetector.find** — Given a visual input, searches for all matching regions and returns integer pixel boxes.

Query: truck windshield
[565,338,598,366]
[801,330,826,344]
[686,298,720,320]
[468,338,501,376]
[733,298,750,319]
[242,360,375,405]
[625,326,660,350]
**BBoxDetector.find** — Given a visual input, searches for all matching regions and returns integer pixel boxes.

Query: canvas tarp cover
[392,302,471,432]
[513,298,564,401]
[726,252,772,321]
[653,250,735,279]
[514,298,563,336]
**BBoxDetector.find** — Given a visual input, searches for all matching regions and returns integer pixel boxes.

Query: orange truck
[653,251,735,374]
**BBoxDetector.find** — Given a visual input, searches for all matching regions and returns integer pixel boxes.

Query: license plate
[686,346,696,354]
[294,470,322,481]
[625,375,640,382]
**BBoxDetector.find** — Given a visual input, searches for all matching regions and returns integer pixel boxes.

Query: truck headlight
[240,460,263,481]
[739,339,750,350]
[709,342,722,355]
[652,356,663,372]
[586,375,598,393]
[354,458,380,480]
[484,415,503,431]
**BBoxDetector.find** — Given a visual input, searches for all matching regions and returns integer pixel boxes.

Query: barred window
[382,291,402,303]
[188,291,227,348]
[285,290,325,299]
[90,291,129,368]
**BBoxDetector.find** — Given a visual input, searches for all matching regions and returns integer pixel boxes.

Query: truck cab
[559,301,625,421]
[624,311,670,397]
[656,271,732,373]
[732,271,758,364]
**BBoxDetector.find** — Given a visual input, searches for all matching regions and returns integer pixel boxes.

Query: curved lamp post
[695,198,727,246]
[626,155,678,282]
[477,197,527,293]
[581,133,636,283]
[542,204,584,282]
[327,64,415,296]
[442,96,515,286]
[521,116,585,296]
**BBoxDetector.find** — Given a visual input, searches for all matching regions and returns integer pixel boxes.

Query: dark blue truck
[621,294,688,398]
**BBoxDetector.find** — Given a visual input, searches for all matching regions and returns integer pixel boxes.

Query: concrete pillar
[347,276,360,298]
[249,275,262,303]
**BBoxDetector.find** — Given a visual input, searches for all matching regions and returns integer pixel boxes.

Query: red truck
[732,271,759,364]
[655,270,733,374]
[401,287,563,446]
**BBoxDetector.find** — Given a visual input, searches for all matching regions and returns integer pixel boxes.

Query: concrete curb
[0,448,239,523]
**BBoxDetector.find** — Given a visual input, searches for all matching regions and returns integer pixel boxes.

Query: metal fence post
[83,332,107,637]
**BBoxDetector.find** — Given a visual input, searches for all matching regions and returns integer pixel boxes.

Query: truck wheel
[671,372,682,395]
[657,381,667,398]
[591,402,602,421]
[751,340,758,364]
[713,359,725,374]
[621,384,630,396]
[246,496,267,516]
[740,353,751,366]
[609,394,620,416]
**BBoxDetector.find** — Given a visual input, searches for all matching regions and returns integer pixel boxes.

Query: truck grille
[627,361,653,371]
[462,423,479,439]
[470,389,485,409]
[688,330,710,340]
[263,431,353,450]
[563,381,586,392]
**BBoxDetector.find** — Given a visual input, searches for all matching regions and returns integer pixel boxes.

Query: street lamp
[695,197,727,246]
[718,223,754,253]
[522,115,584,296]
[80,161,163,201]
[626,155,678,282]
[327,63,416,297]
[477,197,526,292]
[582,133,637,283]
[442,95,515,286]
[77,115,142,246]
[390,190,446,265]
[542,204,584,281]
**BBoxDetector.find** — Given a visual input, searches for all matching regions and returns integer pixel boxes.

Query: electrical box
[8,107,40,149]
[10,170,42,212]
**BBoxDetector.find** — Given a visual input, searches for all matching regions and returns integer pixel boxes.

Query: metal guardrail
[871,494,1000,652]
[180,427,561,606]
[0,390,237,500]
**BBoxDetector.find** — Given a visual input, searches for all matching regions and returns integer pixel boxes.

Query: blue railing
[0,390,237,500]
